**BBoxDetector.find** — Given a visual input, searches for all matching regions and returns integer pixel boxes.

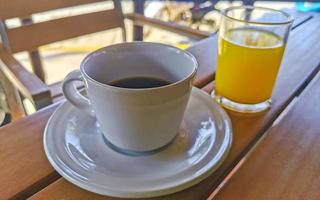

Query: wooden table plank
[29,179,118,200]
[0,10,315,200]
[213,73,320,200]
[0,104,60,200]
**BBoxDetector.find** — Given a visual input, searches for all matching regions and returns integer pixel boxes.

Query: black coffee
[109,77,171,89]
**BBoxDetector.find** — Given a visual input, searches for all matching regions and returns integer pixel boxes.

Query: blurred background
[7,0,311,84]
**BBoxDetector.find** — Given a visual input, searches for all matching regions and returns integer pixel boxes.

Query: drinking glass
[213,6,293,113]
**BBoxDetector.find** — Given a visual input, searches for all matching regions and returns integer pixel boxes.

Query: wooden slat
[0,104,60,200]
[0,11,316,200]
[125,13,211,40]
[20,17,46,82]
[0,44,52,109]
[0,69,25,120]
[7,9,123,53]
[29,179,120,200]
[0,0,105,19]
[28,50,45,81]
[0,20,10,49]
[213,74,320,200]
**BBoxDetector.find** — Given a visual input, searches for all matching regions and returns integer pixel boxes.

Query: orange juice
[215,28,285,104]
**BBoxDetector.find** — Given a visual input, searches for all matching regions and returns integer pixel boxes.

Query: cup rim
[80,42,198,91]
[221,6,294,26]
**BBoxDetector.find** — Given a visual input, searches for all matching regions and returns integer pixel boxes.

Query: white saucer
[43,87,232,198]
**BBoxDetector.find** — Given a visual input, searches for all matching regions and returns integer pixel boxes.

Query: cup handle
[62,70,94,116]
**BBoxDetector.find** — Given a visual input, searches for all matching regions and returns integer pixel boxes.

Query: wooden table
[1,9,320,200]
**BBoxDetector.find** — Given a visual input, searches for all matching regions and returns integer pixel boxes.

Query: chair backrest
[0,0,125,53]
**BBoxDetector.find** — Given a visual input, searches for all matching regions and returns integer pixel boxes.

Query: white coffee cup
[62,42,198,153]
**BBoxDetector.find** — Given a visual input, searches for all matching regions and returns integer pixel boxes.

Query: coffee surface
[109,77,171,89]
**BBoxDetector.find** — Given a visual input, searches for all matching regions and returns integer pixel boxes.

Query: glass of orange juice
[214,6,293,113]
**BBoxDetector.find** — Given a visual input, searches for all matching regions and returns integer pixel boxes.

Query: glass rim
[221,6,294,25]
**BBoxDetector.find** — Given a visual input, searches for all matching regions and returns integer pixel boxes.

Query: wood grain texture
[1,11,317,200]
[29,179,122,200]
[0,44,52,109]
[0,104,60,200]
[0,69,25,120]
[7,9,123,53]
[125,13,211,40]
[213,74,320,200]
[0,0,105,19]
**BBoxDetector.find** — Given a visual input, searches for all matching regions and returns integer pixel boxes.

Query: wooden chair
[0,0,210,120]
